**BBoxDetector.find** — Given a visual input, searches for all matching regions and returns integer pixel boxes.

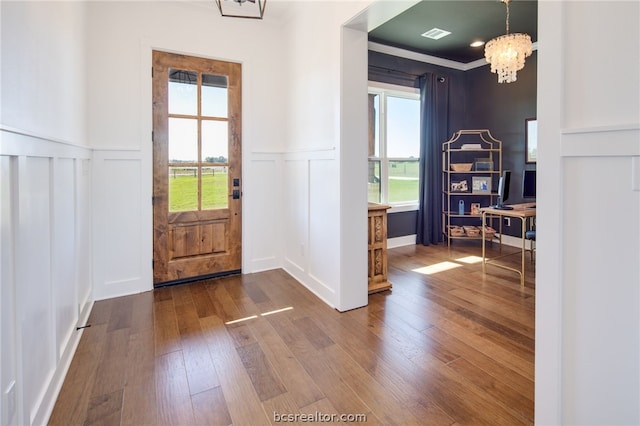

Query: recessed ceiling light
[470,40,485,47]
[421,28,452,40]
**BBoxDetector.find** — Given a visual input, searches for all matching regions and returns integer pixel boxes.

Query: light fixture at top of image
[484,0,532,83]
[214,0,266,20]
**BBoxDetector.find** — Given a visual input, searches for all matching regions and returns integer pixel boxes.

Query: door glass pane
[387,96,420,158]
[168,69,197,115]
[201,166,228,210]
[202,74,228,117]
[388,159,419,203]
[168,117,198,212]
[202,120,228,162]
[368,160,381,203]
[202,120,228,210]
[168,166,198,212]
[168,118,197,162]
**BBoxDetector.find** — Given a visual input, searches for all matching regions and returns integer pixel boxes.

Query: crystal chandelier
[484,0,532,83]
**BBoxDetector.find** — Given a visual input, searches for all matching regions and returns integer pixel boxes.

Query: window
[368,84,420,210]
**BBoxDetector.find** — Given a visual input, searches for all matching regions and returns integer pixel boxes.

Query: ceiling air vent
[421,28,452,40]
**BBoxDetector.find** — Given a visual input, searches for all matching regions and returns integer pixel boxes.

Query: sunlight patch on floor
[412,261,462,275]
[261,306,294,316]
[225,306,294,324]
[225,315,258,325]
[455,255,484,264]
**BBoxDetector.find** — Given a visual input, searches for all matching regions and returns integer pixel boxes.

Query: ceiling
[368,0,538,64]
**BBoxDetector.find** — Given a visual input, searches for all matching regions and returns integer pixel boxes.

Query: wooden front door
[152,51,242,285]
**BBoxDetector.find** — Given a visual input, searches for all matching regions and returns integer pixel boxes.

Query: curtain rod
[368,66,447,82]
[368,65,421,78]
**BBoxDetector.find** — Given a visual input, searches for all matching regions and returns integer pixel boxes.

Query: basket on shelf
[450,163,473,172]
[463,226,480,237]
[483,226,496,239]
[448,225,465,237]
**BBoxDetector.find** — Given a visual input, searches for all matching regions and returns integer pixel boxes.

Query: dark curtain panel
[416,73,450,245]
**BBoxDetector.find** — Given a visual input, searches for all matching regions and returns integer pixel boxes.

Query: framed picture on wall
[526,118,537,163]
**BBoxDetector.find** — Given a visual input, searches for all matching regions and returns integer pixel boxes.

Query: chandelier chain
[505,0,510,34]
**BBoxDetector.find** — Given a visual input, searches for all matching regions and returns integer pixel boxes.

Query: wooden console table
[368,203,392,294]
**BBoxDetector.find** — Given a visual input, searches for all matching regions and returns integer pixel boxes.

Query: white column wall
[279,1,373,310]
[536,1,640,424]
[339,26,369,311]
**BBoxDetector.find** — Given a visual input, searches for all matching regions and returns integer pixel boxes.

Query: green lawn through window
[169,173,228,211]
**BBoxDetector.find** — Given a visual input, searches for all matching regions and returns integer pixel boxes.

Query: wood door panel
[168,209,229,224]
[170,225,201,258]
[169,221,228,260]
[202,222,228,254]
[166,253,234,281]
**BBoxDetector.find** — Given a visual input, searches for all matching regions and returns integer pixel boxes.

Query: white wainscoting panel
[52,158,78,360]
[561,155,640,424]
[308,158,339,302]
[17,156,56,425]
[280,149,339,308]
[0,129,93,426]
[282,158,309,275]
[1,155,18,426]
[244,155,282,272]
[92,151,150,300]
[76,159,93,321]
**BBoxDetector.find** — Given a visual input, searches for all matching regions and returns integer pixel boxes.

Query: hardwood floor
[49,242,534,425]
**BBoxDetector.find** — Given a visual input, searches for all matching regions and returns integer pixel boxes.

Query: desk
[480,203,536,286]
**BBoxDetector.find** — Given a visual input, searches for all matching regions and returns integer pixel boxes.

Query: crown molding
[368,41,539,72]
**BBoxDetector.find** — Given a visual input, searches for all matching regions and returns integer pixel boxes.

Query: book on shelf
[461,143,482,150]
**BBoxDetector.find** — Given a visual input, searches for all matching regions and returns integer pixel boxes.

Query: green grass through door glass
[169,170,228,211]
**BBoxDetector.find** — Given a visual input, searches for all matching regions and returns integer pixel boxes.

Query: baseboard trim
[498,234,532,249]
[388,235,416,248]
[36,299,95,425]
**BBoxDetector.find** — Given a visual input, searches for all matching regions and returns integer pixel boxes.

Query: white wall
[536,1,640,424]
[278,1,374,310]
[84,0,378,312]
[0,3,92,425]
[0,1,88,146]
[85,1,288,299]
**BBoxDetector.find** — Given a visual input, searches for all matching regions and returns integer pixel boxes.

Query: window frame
[368,82,421,212]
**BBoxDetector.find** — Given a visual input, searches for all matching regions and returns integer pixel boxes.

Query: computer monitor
[493,170,513,210]
[522,169,536,199]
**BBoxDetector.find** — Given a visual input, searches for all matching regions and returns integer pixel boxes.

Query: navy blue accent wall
[464,52,537,237]
[369,50,537,240]
[368,51,467,132]
[387,211,418,238]
[369,51,466,240]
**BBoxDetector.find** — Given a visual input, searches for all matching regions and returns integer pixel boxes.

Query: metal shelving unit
[442,129,502,247]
